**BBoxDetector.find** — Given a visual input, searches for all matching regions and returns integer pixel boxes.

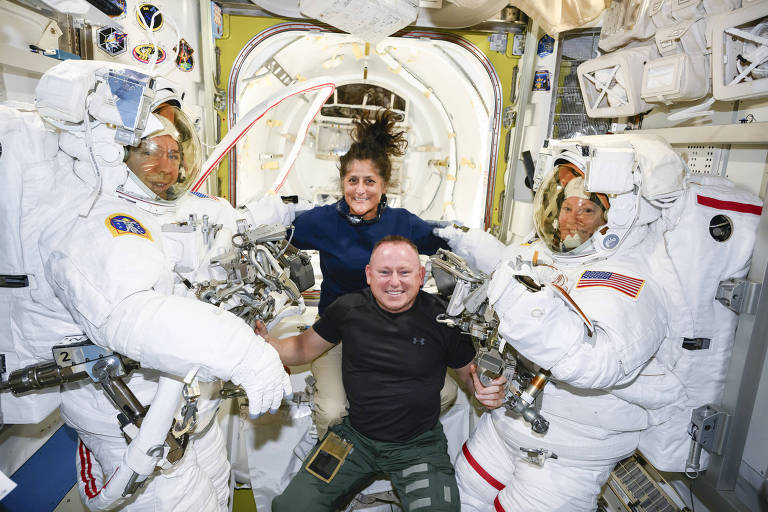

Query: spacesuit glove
[488,260,585,370]
[230,340,292,418]
[425,219,461,229]
[293,197,314,219]
[432,226,505,274]
[487,259,528,310]
[242,193,312,226]
[508,256,568,289]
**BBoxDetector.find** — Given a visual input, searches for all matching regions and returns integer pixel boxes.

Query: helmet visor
[533,163,608,254]
[125,105,201,201]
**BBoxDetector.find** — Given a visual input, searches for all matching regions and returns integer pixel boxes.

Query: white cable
[266,301,306,331]
[80,108,103,216]
[135,5,181,77]
[191,78,336,192]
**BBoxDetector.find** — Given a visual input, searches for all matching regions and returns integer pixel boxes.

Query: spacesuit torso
[489,227,685,459]
[37,191,241,436]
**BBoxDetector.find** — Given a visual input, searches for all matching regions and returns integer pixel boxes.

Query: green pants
[272,418,460,512]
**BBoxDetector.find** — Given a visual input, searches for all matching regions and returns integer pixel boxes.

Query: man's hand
[253,322,335,367]
[468,363,506,409]
[456,362,506,408]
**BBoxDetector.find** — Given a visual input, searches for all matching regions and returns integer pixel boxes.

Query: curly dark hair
[338,109,407,184]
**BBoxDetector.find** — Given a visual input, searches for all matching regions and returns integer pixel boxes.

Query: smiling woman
[291,109,444,313]
[342,159,385,220]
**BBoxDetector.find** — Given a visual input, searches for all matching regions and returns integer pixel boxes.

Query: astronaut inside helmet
[124,104,201,201]
[534,162,610,254]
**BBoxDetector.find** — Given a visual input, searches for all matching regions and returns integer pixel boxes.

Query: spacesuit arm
[489,261,667,390]
[42,223,291,417]
[432,225,506,273]
[240,194,314,227]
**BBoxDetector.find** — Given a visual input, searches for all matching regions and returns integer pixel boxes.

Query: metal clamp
[716,278,761,314]
[519,446,557,466]
[172,382,200,438]
[685,404,730,478]
[505,371,550,434]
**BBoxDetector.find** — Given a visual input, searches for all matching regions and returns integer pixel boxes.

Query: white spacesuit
[437,136,695,511]
[0,60,297,511]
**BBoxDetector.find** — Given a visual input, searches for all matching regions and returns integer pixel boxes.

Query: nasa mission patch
[105,214,153,241]
[136,3,163,31]
[132,43,166,64]
[96,26,127,57]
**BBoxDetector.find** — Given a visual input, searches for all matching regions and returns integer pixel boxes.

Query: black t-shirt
[313,289,475,443]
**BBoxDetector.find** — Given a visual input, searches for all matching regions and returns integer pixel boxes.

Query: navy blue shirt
[291,204,449,313]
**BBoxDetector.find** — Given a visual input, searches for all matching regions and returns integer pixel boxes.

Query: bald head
[366,238,425,314]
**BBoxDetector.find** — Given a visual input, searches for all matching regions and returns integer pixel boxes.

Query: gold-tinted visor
[125,104,202,201]
[533,163,608,254]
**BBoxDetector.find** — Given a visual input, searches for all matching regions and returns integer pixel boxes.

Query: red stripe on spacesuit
[78,440,98,498]
[462,443,505,491]
[697,195,763,215]
[494,495,506,511]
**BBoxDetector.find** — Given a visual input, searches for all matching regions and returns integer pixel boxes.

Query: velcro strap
[0,275,28,288]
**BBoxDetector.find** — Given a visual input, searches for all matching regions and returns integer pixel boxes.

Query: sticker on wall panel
[97,26,127,56]
[137,4,163,31]
[175,39,195,72]
[537,34,555,57]
[533,70,551,91]
[107,0,127,18]
[133,43,166,64]
[211,2,223,39]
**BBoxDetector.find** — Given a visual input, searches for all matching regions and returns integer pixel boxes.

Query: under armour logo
[412,337,425,346]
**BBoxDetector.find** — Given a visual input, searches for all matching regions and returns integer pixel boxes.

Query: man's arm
[255,322,335,366]
[455,363,506,410]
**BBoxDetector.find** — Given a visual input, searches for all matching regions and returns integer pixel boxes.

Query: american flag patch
[191,191,217,200]
[576,270,645,299]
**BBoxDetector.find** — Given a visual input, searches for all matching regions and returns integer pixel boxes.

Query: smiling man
[259,235,506,512]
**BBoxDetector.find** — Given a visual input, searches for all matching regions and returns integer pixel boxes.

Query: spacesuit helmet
[123,103,202,203]
[34,61,203,209]
[533,159,610,256]
[531,135,687,264]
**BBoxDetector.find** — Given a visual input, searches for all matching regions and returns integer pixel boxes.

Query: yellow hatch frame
[214,14,520,230]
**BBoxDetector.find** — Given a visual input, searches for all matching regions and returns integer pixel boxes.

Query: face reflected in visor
[124,105,202,202]
[533,162,609,254]
[126,135,181,199]
[558,195,605,249]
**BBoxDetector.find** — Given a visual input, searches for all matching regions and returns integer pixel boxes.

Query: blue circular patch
[603,233,620,249]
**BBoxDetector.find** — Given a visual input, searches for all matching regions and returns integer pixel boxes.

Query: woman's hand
[254,320,278,350]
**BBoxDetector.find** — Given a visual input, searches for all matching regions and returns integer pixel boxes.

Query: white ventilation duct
[577,46,657,118]
[711,3,768,101]
[249,0,509,30]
